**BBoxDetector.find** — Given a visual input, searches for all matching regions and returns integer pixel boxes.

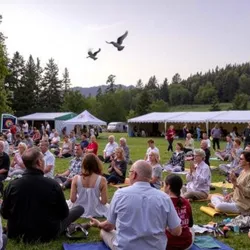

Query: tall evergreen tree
[145,75,158,90]
[96,87,102,100]
[136,90,152,115]
[136,79,143,89]
[62,67,71,94]
[171,73,182,84]
[106,74,116,93]
[160,78,169,102]
[40,58,63,111]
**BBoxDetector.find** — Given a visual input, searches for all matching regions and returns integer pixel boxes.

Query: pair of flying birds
[87,31,128,60]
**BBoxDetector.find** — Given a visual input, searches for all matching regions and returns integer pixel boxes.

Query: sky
[1,0,250,87]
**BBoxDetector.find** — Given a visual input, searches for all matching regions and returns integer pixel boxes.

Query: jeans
[103,174,123,184]
[167,139,174,152]
[213,138,220,150]
[55,176,72,189]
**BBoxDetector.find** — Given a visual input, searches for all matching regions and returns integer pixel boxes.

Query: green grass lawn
[4,133,249,249]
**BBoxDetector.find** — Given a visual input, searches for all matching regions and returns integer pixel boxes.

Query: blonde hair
[18,142,27,150]
[115,147,125,160]
[149,151,160,163]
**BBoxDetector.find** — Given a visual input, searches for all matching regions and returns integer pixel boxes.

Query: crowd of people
[0,121,249,250]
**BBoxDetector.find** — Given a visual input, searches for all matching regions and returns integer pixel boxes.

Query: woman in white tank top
[70,153,108,218]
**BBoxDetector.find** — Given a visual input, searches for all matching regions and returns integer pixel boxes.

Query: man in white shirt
[40,140,55,178]
[144,139,160,162]
[102,135,118,163]
[22,120,29,135]
[45,122,51,134]
[89,160,182,250]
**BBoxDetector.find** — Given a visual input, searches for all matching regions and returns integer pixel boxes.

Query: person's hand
[89,217,100,228]
[224,194,231,202]
[189,161,195,173]
[229,172,237,184]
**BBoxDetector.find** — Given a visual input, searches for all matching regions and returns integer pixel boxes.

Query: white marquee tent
[128,111,250,137]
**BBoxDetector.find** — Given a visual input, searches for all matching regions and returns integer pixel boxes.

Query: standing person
[166,125,175,152]
[211,124,221,151]
[243,122,250,149]
[1,147,84,243]
[164,174,194,250]
[22,120,29,135]
[183,124,189,139]
[89,160,182,250]
[10,124,17,144]
[45,122,51,135]
[196,125,201,141]
[202,132,211,149]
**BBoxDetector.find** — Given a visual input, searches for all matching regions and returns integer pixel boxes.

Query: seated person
[148,151,162,189]
[55,144,83,189]
[182,149,211,201]
[164,174,194,250]
[0,141,10,195]
[32,127,41,146]
[80,134,89,151]
[144,139,160,162]
[14,134,22,149]
[70,153,108,218]
[104,147,127,184]
[49,131,60,149]
[69,131,76,155]
[119,137,130,163]
[219,138,243,175]
[0,135,9,155]
[215,135,233,161]
[164,143,185,172]
[101,135,118,163]
[23,134,33,148]
[48,129,55,143]
[184,133,194,154]
[200,140,210,166]
[41,131,49,141]
[210,151,250,215]
[56,135,72,158]
[9,142,27,177]
[85,135,98,155]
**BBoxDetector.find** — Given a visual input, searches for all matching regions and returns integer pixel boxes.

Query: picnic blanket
[200,206,239,217]
[63,242,110,250]
[190,236,233,250]
[211,182,233,189]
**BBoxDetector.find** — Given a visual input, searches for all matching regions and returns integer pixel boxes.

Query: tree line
[1,15,250,123]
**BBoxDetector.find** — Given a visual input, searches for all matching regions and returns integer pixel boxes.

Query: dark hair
[82,153,103,176]
[22,147,42,169]
[242,151,250,163]
[234,137,241,146]
[226,134,232,138]
[165,174,183,208]
[176,142,184,150]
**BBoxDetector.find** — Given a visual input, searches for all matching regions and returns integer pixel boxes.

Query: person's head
[200,140,208,150]
[202,132,208,139]
[148,151,160,164]
[22,147,45,171]
[245,144,250,152]
[75,144,83,157]
[164,174,183,197]
[70,131,75,137]
[90,135,96,142]
[193,148,205,164]
[147,139,154,148]
[186,133,192,139]
[169,125,174,130]
[115,147,125,160]
[81,134,87,140]
[64,135,69,142]
[129,160,152,185]
[81,153,102,176]
[119,137,127,147]
[239,151,250,169]
[18,142,27,155]
[0,141,4,153]
[176,142,184,151]
[54,131,58,137]
[233,138,241,147]
[108,135,115,143]
[214,124,218,129]
[226,135,232,142]
[40,140,49,153]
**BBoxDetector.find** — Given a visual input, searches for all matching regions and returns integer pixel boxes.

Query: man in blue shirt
[90,160,182,250]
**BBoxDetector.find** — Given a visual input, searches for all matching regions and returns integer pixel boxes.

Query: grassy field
[4,132,249,249]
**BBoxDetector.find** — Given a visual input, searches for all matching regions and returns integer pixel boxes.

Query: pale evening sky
[1,0,250,87]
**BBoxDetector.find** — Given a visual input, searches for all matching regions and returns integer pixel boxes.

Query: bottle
[222,181,228,197]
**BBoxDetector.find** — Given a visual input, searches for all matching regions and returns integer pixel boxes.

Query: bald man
[90,160,182,250]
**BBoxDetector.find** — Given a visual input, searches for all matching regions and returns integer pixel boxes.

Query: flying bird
[86,48,101,60]
[106,31,128,51]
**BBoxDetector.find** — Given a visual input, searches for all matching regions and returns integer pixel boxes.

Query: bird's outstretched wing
[93,48,101,56]
[106,41,112,44]
[117,31,128,45]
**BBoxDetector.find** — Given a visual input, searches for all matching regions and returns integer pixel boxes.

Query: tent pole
[206,121,209,135]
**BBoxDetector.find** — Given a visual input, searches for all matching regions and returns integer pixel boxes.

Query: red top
[166,197,193,250]
[10,125,17,134]
[166,129,175,140]
[86,142,98,155]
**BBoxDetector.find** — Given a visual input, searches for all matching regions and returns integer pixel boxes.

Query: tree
[145,75,158,90]
[171,73,182,84]
[96,87,102,100]
[231,93,248,110]
[135,79,143,89]
[239,74,250,95]
[61,90,90,113]
[149,100,168,112]
[126,109,137,120]
[40,58,63,111]
[209,96,221,111]
[169,84,191,105]
[105,74,116,93]
[159,78,169,102]
[62,67,71,94]
[194,81,217,104]
[135,90,152,115]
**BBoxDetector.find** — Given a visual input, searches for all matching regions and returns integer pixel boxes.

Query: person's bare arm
[100,177,108,204]
[44,164,53,174]
[90,218,115,232]
[70,176,78,203]
[168,225,182,236]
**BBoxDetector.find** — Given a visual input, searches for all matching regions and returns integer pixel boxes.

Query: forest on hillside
[1,15,250,122]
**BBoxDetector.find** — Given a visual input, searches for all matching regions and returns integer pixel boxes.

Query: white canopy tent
[63,110,107,126]
[209,111,250,123]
